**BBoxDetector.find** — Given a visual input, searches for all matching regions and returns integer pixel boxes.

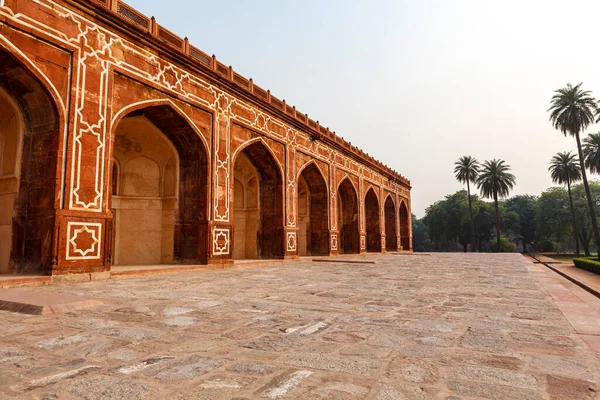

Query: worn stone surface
[0,254,599,399]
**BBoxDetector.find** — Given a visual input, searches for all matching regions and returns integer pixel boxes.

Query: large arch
[337,178,359,254]
[399,200,410,251]
[365,188,381,252]
[384,195,398,251]
[0,48,61,274]
[233,140,284,259]
[298,162,328,256]
[110,104,209,265]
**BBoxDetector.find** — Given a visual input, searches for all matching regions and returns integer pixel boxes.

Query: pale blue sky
[127,0,600,217]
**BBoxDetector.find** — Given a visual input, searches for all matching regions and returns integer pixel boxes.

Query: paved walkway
[0,254,599,399]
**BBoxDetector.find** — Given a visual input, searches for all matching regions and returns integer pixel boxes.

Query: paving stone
[242,335,300,352]
[377,382,435,400]
[228,362,276,375]
[415,334,453,347]
[460,327,505,351]
[546,375,598,400]
[37,334,92,349]
[153,355,224,381]
[456,366,538,389]
[24,365,100,390]
[407,319,454,333]
[261,370,313,399]
[99,327,160,341]
[529,354,594,381]
[0,347,26,363]
[386,356,439,384]
[281,353,380,376]
[164,317,197,326]
[162,307,195,316]
[448,380,544,400]
[67,375,153,400]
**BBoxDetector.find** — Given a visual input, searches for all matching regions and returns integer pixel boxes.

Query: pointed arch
[337,177,360,254]
[232,137,284,180]
[0,35,66,119]
[384,194,398,251]
[399,199,410,251]
[365,187,381,252]
[0,44,62,273]
[110,98,209,153]
[298,161,329,256]
[233,140,284,259]
[111,102,209,265]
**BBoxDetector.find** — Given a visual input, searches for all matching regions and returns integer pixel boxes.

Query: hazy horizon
[126,0,600,218]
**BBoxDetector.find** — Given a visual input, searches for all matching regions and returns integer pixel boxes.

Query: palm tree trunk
[566,180,580,257]
[575,131,600,260]
[494,190,500,252]
[467,180,476,252]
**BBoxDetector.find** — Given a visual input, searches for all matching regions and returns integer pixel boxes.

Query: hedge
[573,258,600,275]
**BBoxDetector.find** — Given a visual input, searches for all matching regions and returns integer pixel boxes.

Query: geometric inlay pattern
[213,228,230,256]
[287,232,297,252]
[66,222,102,260]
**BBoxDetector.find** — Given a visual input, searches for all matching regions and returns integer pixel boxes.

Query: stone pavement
[0,253,599,400]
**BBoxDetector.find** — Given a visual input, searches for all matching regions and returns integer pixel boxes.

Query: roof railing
[93,0,409,185]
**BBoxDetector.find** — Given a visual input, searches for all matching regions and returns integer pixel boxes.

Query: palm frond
[583,132,600,174]
[476,159,516,199]
[454,156,480,184]
[548,151,581,185]
[548,82,599,137]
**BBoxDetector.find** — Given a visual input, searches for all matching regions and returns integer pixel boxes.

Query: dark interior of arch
[400,201,410,250]
[239,142,284,258]
[385,196,398,251]
[365,189,381,252]
[123,105,209,263]
[338,179,359,254]
[0,48,59,274]
[300,164,329,255]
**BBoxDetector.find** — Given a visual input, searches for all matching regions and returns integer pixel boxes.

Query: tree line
[413,83,600,259]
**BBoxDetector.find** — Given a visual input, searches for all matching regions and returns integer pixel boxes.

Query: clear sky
[126,0,600,217]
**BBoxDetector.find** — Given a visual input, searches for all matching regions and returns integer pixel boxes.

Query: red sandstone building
[0,0,412,278]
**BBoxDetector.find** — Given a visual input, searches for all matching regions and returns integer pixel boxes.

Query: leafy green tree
[454,156,480,252]
[549,82,600,260]
[411,213,429,252]
[504,196,537,251]
[572,182,600,256]
[476,159,516,252]
[473,202,495,252]
[423,191,472,251]
[536,187,572,247]
[584,132,600,174]
[549,151,582,256]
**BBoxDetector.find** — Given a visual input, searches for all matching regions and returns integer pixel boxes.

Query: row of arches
[0,46,410,273]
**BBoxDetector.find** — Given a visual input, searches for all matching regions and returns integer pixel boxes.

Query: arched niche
[298,163,328,256]
[365,188,381,252]
[111,104,208,265]
[232,141,284,259]
[384,195,398,251]
[399,201,410,251]
[0,48,60,274]
[337,178,359,254]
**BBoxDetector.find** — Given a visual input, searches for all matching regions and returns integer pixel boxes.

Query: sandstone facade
[0,0,411,275]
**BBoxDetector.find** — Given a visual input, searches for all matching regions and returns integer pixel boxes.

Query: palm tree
[454,156,480,252]
[583,132,600,174]
[549,151,582,256]
[476,159,516,252]
[549,82,600,260]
